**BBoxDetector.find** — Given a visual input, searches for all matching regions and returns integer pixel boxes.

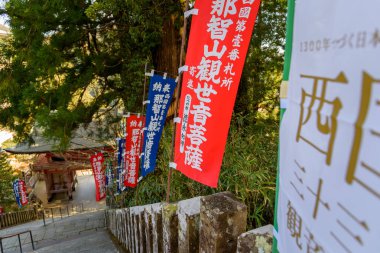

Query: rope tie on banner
[123,112,131,118]
[141,127,147,132]
[175,76,180,83]
[139,153,144,158]
[280,80,288,99]
[178,65,189,74]
[137,113,141,118]
[143,100,150,105]
[184,8,199,18]
[163,72,168,79]
[169,162,177,170]
[173,117,181,124]
[137,176,143,183]
[145,69,155,77]
[280,80,289,109]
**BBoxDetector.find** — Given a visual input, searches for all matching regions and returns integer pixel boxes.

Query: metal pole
[17,234,22,253]
[42,211,46,226]
[66,206,70,217]
[136,62,149,206]
[51,208,54,223]
[81,203,84,212]
[0,238,3,253]
[29,231,35,250]
[59,208,62,219]
[166,0,190,203]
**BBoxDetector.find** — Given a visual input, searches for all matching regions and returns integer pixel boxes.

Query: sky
[0,0,7,26]
[0,131,12,146]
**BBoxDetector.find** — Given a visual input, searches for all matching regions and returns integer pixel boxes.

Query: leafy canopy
[0,0,182,145]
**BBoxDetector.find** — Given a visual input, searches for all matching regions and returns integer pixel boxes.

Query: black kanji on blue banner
[116,138,126,193]
[141,74,176,177]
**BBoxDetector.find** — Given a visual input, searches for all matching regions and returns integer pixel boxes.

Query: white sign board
[277,0,380,252]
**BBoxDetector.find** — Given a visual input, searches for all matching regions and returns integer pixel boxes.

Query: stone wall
[106,192,274,253]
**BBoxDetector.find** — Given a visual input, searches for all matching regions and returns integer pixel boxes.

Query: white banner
[278,1,380,253]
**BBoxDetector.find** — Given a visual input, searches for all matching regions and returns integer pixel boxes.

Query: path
[0,210,123,253]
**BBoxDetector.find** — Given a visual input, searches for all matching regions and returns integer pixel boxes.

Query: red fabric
[175,0,260,187]
[19,180,28,206]
[90,153,106,201]
[124,115,145,188]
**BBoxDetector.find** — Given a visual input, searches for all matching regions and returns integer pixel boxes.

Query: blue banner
[116,138,126,194]
[13,179,21,208]
[105,159,113,188]
[141,74,176,176]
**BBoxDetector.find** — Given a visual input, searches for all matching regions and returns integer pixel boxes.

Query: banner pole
[272,0,295,252]
[165,0,190,203]
[135,62,149,206]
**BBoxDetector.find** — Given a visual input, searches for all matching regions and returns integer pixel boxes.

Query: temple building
[5,128,113,204]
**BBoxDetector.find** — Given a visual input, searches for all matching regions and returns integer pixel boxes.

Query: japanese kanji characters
[175,0,261,187]
[125,115,144,188]
[141,75,176,177]
[91,153,106,201]
[296,72,347,165]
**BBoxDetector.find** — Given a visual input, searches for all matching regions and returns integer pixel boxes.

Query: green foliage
[236,0,287,122]
[0,0,287,227]
[118,0,287,228]
[120,114,278,228]
[0,152,17,211]
[0,0,182,145]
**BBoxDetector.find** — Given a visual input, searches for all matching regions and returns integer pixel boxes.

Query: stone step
[32,229,122,253]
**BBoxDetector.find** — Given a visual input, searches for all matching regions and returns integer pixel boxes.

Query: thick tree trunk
[153,15,181,75]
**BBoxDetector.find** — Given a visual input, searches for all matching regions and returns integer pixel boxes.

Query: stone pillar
[130,209,136,253]
[138,207,147,253]
[144,206,154,253]
[237,224,273,253]
[162,203,178,253]
[125,208,133,253]
[130,206,145,253]
[151,203,163,253]
[143,203,163,253]
[178,197,201,253]
[199,192,247,253]
[122,208,130,251]
[116,210,123,243]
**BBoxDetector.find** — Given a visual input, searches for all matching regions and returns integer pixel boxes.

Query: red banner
[124,115,145,188]
[175,0,260,187]
[90,152,106,201]
[19,180,28,206]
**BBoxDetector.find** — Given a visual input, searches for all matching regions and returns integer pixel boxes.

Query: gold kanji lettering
[296,72,348,165]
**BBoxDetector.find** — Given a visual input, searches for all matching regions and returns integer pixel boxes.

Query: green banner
[272,0,295,252]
